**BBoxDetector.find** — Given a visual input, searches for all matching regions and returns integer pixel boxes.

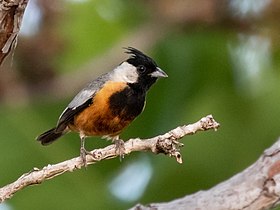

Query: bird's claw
[80,147,92,167]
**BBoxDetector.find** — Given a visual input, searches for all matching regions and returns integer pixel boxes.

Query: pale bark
[0,115,219,203]
[131,138,280,210]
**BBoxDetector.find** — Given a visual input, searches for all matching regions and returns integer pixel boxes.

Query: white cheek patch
[111,62,138,83]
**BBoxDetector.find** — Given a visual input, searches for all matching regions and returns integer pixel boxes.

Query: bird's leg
[112,136,125,160]
[79,133,91,167]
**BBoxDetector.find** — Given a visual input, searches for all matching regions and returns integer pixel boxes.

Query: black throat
[128,76,157,92]
[109,84,147,121]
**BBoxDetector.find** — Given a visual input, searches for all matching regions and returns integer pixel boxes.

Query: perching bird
[36,47,168,164]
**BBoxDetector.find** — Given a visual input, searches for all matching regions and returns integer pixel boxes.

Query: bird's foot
[114,139,125,160]
[80,147,92,167]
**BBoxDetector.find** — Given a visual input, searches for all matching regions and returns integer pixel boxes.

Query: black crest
[124,47,157,68]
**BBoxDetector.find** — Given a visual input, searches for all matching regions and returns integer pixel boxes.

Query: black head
[125,47,157,70]
[124,47,167,90]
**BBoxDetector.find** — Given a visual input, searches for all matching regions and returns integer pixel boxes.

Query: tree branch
[132,138,280,210]
[0,115,219,203]
[0,0,28,65]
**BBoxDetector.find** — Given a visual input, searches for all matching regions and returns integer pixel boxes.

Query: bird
[36,47,168,165]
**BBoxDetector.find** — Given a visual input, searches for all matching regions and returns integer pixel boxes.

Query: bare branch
[0,115,219,203]
[0,0,28,65]
[131,138,280,210]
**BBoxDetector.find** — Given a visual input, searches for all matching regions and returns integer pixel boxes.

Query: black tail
[36,128,64,145]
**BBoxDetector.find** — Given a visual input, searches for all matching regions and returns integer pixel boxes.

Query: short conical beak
[150,67,168,78]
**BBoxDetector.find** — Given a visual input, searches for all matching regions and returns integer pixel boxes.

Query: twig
[0,115,219,203]
[131,138,280,210]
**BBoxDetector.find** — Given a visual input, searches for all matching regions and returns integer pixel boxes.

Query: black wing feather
[55,98,93,132]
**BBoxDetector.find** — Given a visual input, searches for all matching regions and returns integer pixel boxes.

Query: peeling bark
[0,0,28,65]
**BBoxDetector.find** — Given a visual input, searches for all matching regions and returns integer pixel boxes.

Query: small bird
[36,47,168,164]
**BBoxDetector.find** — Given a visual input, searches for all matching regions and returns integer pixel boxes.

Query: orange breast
[69,81,131,137]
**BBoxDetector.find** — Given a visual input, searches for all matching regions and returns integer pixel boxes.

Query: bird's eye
[138,65,146,73]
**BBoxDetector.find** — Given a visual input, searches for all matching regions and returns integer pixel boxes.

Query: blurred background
[1,0,280,209]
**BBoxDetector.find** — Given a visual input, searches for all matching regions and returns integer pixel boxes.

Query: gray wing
[68,73,110,109]
[55,73,110,132]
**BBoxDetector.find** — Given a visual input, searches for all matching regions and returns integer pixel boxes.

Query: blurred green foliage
[57,0,147,72]
[1,0,280,210]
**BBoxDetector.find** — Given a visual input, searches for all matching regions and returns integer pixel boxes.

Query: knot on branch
[200,115,220,131]
[152,115,219,164]
[155,137,184,164]
[0,0,28,10]
[0,115,220,203]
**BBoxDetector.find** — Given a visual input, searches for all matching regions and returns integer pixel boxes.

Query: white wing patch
[58,107,69,121]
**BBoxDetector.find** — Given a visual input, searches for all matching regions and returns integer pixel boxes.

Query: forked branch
[0,115,219,203]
